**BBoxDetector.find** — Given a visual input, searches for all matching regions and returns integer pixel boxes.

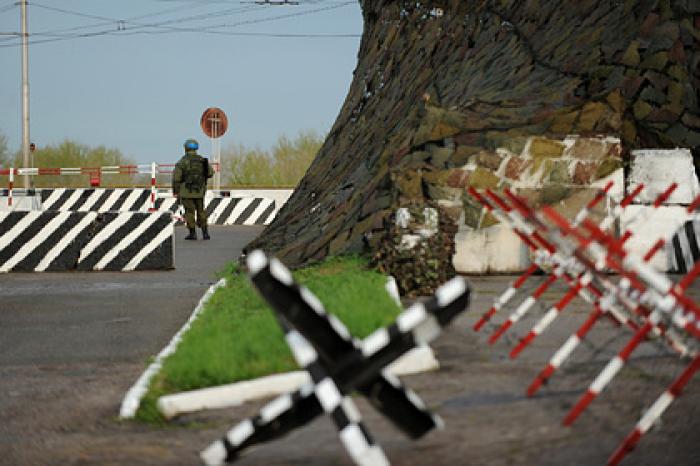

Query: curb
[118,278,227,419]
[157,345,439,419]
[120,274,430,421]
[157,274,439,420]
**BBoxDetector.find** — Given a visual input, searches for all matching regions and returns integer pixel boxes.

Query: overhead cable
[0,1,357,48]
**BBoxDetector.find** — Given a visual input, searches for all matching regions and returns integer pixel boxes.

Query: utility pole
[20,0,30,189]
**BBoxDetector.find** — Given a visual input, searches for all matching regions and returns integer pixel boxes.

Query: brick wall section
[247,1,700,268]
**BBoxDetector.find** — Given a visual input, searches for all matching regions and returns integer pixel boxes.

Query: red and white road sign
[200,107,228,139]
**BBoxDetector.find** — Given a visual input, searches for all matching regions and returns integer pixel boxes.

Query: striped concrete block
[37,189,278,225]
[667,219,700,273]
[41,188,153,212]
[0,211,173,272]
[198,196,276,226]
[154,194,277,225]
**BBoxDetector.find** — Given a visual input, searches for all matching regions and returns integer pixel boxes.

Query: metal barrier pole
[150,162,157,211]
[8,168,14,207]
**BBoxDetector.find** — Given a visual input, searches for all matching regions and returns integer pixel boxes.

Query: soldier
[172,138,215,240]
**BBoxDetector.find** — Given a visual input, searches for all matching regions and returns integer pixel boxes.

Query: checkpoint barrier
[1,163,288,225]
[0,188,280,226]
[1,163,171,208]
[0,162,219,209]
[41,188,156,212]
[469,182,700,466]
[0,211,173,272]
[153,191,278,226]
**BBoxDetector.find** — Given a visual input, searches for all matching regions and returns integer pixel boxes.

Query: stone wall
[247,0,700,273]
[451,135,623,273]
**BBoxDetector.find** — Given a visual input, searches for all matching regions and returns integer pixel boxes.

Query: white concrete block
[157,371,310,419]
[628,149,699,205]
[156,345,439,419]
[620,205,692,271]
[453,223,530,273]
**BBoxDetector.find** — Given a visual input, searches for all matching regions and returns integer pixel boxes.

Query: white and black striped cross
[201,250,471,466]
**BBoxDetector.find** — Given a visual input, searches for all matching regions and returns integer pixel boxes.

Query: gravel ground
[1,256,699,466]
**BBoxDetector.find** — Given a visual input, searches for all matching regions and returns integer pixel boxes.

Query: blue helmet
[184,138,199,151]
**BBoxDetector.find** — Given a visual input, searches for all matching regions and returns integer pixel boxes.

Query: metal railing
[0,162,220,208]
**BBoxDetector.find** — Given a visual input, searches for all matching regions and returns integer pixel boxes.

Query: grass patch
[135,255,402,424]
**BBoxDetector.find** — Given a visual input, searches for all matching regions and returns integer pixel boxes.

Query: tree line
[0,130,323,188]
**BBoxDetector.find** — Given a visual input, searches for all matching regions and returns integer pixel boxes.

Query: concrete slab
[628,149,699,205]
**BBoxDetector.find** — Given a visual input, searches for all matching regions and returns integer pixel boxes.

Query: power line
[1,1,282,41]
[0,2,262,43]
[23,6,264,42]
[194,2,356,30]
[119,1,356,35]
[3,1,327,39]
[0,1,358,48]
[119,30,360,38]
[28,0,339,36]
[27,2,263,37]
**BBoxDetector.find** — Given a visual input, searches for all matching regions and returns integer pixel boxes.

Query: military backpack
[184,157,209,191]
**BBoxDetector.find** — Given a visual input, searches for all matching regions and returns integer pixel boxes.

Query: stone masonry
[246,1,700,285]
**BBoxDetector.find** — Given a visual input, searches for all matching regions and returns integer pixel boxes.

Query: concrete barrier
[667,219,700,274]
[0,187,289,274]
[620,148,700,272]
[626,148,699,205]
[0,211,173,272]
[41,188,153,212]
[33,188,281,225]
[156,195,277,226]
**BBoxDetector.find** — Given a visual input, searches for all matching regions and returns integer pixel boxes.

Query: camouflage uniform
[172,146,215,239]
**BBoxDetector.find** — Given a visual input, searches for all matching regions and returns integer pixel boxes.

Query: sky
[0,0,363,164]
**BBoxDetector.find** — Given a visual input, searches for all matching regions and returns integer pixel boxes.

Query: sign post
[20,0,31,190]
[200,107,228,191]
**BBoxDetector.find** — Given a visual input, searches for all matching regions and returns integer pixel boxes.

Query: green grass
[135,255,402,424]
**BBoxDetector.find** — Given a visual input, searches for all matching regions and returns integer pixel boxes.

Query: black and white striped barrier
[201,250,471,466]
[155,196,277,226]
[668,219,700,274]
[0,211,173,272]
[41,188,154,212]
[36,189,277,225]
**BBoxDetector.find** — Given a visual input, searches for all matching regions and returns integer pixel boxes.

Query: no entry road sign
[201,107,228,139]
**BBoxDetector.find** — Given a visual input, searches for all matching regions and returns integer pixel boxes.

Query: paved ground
[0,225,263,465]
[1,232,699,465]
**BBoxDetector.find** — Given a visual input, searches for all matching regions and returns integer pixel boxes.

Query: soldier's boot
[201,226,210,240]
[185,228,197,240]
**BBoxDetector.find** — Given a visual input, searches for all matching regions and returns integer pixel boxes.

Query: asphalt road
[0,233,699,466]
[0,225,263,366]
[0,225,263,465]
